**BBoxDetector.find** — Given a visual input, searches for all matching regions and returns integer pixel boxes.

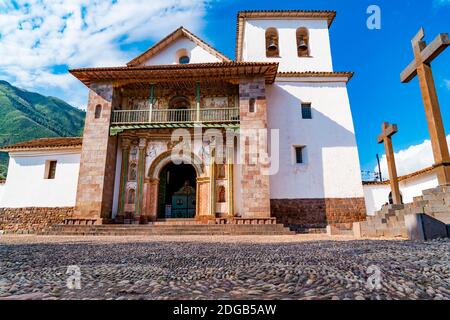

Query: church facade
[0,10,367,230]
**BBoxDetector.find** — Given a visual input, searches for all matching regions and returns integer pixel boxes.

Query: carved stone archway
[145,150,206,221]
[148,150,204,179]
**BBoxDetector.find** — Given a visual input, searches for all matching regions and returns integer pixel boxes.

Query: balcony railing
[111,108,240,125]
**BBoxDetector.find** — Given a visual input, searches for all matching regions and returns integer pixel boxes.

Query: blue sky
[0,0,449,176]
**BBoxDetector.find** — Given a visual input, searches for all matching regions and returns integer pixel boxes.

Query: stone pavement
[0,235,449,300]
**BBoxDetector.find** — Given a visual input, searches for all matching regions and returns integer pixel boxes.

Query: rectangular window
[301,103,312,119]
[45,160,57,179]
[249,98,256,113]
[294,146,304,164]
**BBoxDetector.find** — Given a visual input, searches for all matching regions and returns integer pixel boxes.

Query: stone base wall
[355,185,450,239]
[271,198,366,228]
[0,207,74,233]
[239,78,271,218]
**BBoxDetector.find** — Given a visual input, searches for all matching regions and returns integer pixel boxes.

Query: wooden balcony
[111,108,240,125]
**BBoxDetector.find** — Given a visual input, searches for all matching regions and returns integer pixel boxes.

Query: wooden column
[118,138,131,216]
[196,81,200,122]
[378,122,402,205]
[148,83,154,122]
[135,138,147,221]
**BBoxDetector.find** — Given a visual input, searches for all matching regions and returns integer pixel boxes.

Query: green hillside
[0,80,85,179]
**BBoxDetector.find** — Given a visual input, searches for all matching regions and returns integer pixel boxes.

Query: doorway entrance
[168,96,191,122]
[157,162,197,219]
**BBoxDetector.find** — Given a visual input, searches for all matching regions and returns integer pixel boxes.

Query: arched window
[218,186,226,203]
[169,96,190,109]
[179,56,190,64]
[129,163,137,181]
[265,28,279,57]
[296,28,310,57]
[128,189,135,204]
[94,104,102,119]
[168,96,191,122]
[175,48,190,64]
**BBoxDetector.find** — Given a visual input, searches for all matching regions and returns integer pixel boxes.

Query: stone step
[42,232,295,236]
[54,225,288,230]
[295,228,327,234]
[40,224,295,236]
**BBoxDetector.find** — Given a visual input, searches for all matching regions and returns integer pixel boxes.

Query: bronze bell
[267,38,278,52]
[298,37,308,51]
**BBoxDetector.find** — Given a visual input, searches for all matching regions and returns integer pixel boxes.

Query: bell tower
[236,10,336,72]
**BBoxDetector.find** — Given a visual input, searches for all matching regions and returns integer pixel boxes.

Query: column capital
[121,138,132,150]
[149,178,160,185]
[138,137,147,150]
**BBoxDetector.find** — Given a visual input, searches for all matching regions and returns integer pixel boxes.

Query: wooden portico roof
[69,62,279,88]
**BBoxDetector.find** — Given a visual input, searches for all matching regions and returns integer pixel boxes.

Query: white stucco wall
[0,182,4,204]
[242,19,333,72]
[363,184,390,216]
[140,37,222,66]
[0,150,81,208]
[363,170,439,215]
[267,78,363,199]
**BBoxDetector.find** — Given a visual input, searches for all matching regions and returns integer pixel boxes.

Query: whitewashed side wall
[0,150,81,208]
[0,182,4,204]
[363,184,390,216]
[242,19,333,72]
[140,37,222,66]
[363,170,439,215]
[266,78,364,199]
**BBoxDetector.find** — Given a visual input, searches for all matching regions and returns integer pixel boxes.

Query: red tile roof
[0,137,82,152]
[127,27,231,67]
[363,166,435,185]
[277,71,354,82]
[70,61,279,86]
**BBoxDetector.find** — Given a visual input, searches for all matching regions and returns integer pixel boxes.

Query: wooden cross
[378,122,402,205]
[401,28,450,186]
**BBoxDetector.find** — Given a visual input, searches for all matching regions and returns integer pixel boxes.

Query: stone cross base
[353,185,450,240]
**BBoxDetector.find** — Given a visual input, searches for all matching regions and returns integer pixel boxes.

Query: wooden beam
[401,33,449,83]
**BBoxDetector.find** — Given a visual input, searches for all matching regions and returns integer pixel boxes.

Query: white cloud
[445,79,450,90]
[374,135,450,178]
[434,0,450,6]
[0,0,212,109]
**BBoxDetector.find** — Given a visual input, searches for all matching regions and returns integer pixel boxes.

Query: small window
[179,56,190,64]
[301,103,312,119]
[294,146,304,164]
[249,98,256,113]
[45,160,57,179]
[94,104,102,119]
[265,28,279,57]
